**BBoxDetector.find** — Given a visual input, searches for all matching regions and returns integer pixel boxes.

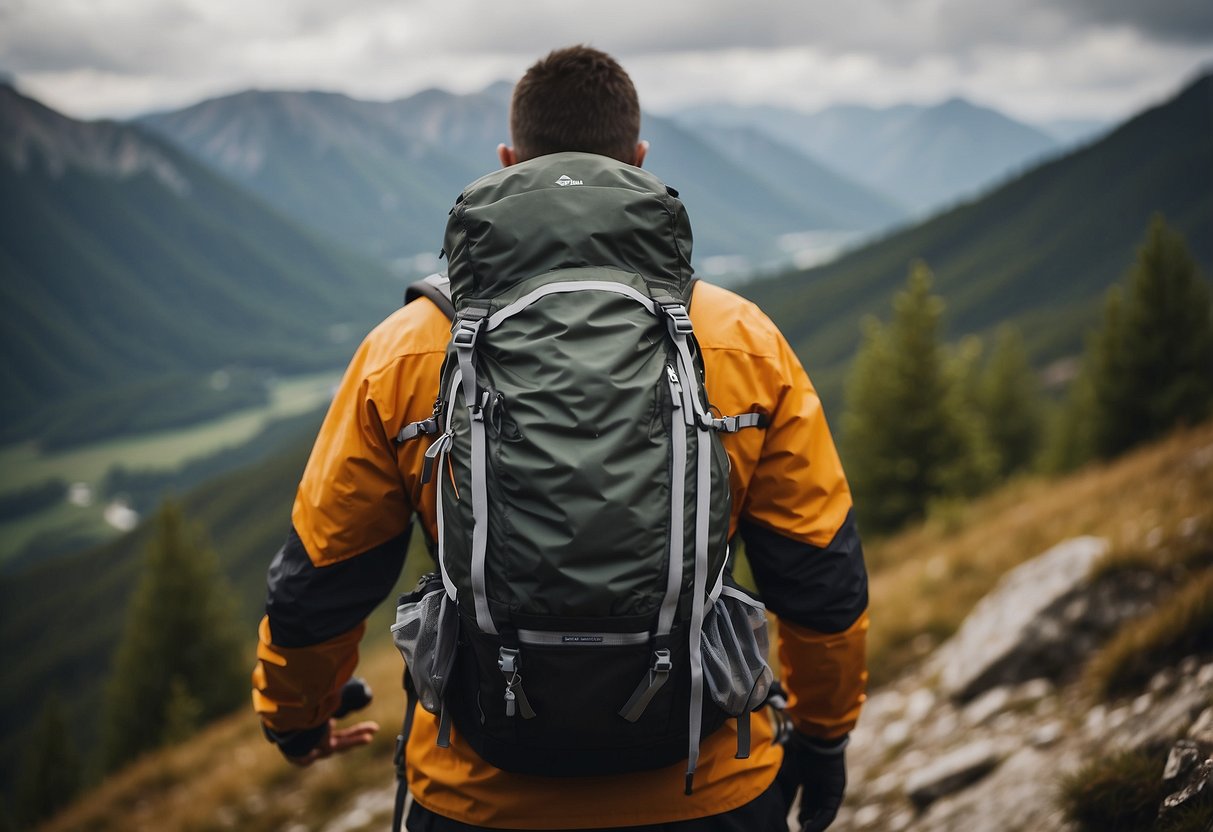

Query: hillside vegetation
[740,72,1213,405]
[0,84,398,445]
[27,418,1213,831]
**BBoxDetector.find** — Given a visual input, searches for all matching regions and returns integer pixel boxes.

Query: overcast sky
[2,0,1211,125]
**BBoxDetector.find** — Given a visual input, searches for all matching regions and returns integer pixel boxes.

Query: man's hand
[286,718,380,767]
[779,732,849,832]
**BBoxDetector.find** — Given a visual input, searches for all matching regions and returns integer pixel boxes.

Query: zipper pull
[666,364,682,408]
[421,432,452,484]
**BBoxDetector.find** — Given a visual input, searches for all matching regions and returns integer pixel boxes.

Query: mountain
[139,88,496,265]
[0,84,398,443]
[140,86,904,267]
[1038,117,1111,146]
[674,96,1061,214]
[688,123,907,231]
[737,72,1213,406]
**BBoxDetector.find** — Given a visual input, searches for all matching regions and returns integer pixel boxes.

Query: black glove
[778,732,849,832]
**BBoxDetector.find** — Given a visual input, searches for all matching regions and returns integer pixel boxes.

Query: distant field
[0,371,339,565]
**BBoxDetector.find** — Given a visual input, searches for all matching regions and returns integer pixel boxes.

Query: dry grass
[864,420,1213,685]
[1058,749,1168,832]
[40,644,406,832]
[1084,566,1213,699]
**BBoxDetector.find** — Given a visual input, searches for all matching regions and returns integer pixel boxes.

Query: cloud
[1,0,1209,122]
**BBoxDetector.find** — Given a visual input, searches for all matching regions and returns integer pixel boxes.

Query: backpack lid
[443,152,695,308]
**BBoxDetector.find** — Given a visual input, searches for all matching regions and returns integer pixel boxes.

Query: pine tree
[842,262,986,532]
[978,325,1043,476]
[13,697,82,828]
[1090,215,1213,458]
[101,502,247,771]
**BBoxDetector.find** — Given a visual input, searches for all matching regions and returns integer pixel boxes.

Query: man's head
[499,45,646,169]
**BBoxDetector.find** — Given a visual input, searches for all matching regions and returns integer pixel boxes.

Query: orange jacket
[253,281,868,828]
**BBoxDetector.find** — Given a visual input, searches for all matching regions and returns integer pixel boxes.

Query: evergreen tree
[842,262,985,532]
[13,697,82,828]
[101,502,247,771]
[978,325,1043,476]
[1090,215,1213,458]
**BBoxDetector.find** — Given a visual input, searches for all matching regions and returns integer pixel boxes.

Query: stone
[963,686,1012,726]
[1198,662,1213,689]
[1015,678,1054,704]
[1148,668,1176,694]
[1084,704,1108,735]
[1131,692,1153,716]
[882,720,911,747]
[1189,707,1213,746]
[1029,721,1065,748]
[1163,740,1203,783]
[934,537,1110,700]
[1158,759,1213,823]
[905,740,1005,809]
[1123,686,1210,752]
[852,804,883,827]
[905,688,937,723]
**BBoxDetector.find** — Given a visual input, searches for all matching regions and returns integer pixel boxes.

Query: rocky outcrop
[832,535,1213,832]
[932,536,1167,700]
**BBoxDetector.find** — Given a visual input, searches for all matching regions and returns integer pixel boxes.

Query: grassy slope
[738,73,1213,406]
[34,419,1213,831]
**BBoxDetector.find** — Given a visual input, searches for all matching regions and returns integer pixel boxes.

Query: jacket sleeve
[739,330,869,741]
[252,330,419,742]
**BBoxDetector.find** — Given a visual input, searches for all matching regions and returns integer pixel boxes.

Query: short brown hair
[510,46,640,164]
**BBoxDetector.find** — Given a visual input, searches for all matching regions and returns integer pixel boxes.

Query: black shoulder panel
[741,510,868,634]
[266,524,410,648]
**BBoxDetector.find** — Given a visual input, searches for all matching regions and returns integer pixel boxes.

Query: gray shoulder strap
[404,273,455,320]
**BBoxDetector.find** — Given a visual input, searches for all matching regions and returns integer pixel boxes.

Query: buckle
[452,319,481,349]
[660,303,694,336]
[653,648,672,674]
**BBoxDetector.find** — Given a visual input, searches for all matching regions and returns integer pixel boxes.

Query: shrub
[1058,749,1167,832]
[1085,567,1213,699]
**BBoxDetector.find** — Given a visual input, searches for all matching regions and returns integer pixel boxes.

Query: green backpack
[393,152,772,794]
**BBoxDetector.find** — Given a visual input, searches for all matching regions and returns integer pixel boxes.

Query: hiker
[253,45,868,832]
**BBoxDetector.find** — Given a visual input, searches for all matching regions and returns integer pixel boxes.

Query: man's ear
[634,140,649,168]
[498,144,518,168]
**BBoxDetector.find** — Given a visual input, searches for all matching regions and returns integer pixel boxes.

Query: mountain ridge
[0,84,399,442]
[737,71,1213,406]
[674,94,1061,214]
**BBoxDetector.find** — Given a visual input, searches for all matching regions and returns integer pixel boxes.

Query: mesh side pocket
[391,574,459,714]
[701,584,774,716]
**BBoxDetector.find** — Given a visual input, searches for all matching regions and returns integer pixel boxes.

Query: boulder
[935,537,1125,700]
[904,740,1006,808]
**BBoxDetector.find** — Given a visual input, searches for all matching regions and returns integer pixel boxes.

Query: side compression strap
[619,364,690,723]
[452,310,496,636]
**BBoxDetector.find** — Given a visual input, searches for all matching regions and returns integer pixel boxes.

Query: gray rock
[1123,685,1210,752]
[905,741,1006,808]
[1158,758,1213,822]
[963,686,1012,726]
[1189,707,1213,746]
[911,746,1077,832]
[1029,721,1065,748]
[935,537,1110,700]
[1163,739,1204,783]
[905,688,936,724]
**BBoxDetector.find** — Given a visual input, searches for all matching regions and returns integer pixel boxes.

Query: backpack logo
[555,174,583,187]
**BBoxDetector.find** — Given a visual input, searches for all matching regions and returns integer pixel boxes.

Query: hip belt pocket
[701,582,774,716]
[391,573,459,714]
